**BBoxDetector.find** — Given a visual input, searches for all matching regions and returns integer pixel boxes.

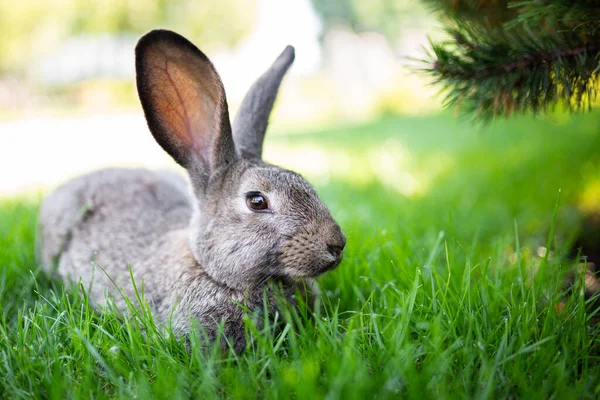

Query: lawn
[1,111,600,398]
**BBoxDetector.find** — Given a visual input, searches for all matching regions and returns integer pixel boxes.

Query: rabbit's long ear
[136,30,236,181]
[232,46,295,159]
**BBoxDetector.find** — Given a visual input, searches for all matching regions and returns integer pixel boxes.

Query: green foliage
[423,0,600,120]
[0,0,256,75]
[2,113,600,397]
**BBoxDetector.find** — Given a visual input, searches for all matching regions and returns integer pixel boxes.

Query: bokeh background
[0,0,439,195]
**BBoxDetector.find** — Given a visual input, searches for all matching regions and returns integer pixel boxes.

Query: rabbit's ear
[232,46,295,159]
[136,30,236,180]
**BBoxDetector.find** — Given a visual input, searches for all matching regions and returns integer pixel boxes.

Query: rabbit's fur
[37,30,346,352]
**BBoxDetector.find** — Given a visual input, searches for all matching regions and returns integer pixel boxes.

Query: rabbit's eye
[246,193,270,212]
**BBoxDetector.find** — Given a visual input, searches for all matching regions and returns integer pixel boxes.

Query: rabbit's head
[136,30,345,291]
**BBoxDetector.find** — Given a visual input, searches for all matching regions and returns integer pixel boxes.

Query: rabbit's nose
[327,243,344,259]
[326,228,346,259]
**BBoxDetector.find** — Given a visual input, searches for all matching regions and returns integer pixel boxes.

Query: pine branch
[435,42,600,79]
[424,0,600,120]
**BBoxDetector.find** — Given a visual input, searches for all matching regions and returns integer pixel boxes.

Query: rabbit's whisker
[256,271,277,288]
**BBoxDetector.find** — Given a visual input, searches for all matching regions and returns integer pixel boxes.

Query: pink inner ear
[146,47,219,164]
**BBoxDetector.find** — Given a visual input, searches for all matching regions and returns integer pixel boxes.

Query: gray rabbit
[37,30,346,352]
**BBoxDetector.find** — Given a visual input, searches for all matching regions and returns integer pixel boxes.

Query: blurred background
[0,0,439,195]
[2,0,600,253]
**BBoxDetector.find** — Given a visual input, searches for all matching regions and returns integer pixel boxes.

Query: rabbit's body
[39,168,191,310]
[38,30,345,351]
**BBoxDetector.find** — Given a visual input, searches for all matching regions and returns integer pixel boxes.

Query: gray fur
[232,46,295,159]
[37,30,345,352]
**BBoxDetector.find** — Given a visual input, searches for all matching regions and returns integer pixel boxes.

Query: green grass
[2,111,600,398]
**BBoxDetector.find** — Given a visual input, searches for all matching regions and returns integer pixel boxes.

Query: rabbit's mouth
[278,252,343,280]
[278,235,345,279]
[307,251,344,277]
[325,251,343,271]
